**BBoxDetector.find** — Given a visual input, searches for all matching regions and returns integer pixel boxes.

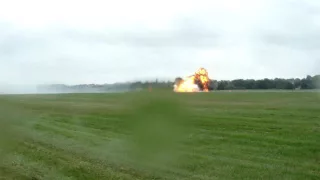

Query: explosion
[173,68,212,92]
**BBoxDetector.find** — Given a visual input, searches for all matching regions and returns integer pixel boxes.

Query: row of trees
[130,75,320,90]
[216,75,319,90]
[38,75,319,92]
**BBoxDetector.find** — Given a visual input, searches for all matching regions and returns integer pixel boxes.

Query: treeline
[37,75,319,92]
[130,75,320,90]
[217,75,319,90]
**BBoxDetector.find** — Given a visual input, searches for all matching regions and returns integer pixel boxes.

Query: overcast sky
[0,0,319,85]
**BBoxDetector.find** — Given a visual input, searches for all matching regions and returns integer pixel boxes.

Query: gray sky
[0,0,319,85]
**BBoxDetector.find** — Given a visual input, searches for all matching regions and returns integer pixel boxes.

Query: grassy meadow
[0,91,319,180]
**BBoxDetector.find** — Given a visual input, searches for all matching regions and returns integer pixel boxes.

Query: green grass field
[0,91,319,180]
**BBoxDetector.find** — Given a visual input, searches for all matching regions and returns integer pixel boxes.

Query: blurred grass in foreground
[0,91,319,180]
[119,92,193,169]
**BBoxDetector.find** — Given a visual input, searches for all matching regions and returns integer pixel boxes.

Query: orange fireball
[174,68,211,92]
[173,76,199,92]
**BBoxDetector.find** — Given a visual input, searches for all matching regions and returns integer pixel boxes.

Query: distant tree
[232,79,245,89]
[301,75,314,89]
[255,80,268,89]
[312,75,320,89]
[217,81,228,90]
[244,79,256,89]
[225,81,235,90]
[284,81,295,90]
[293,78,301,89]
[209,80,218,90]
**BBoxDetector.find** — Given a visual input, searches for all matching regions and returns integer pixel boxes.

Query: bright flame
[174,68,211,92]
[173,76,199,92]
